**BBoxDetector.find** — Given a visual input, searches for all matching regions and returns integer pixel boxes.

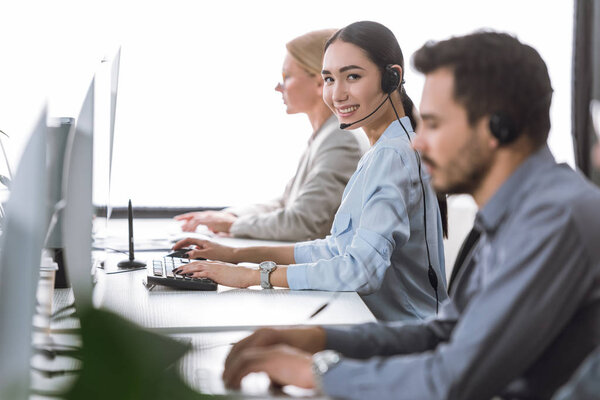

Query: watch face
[313,350,341,376]
[260,261,277,272]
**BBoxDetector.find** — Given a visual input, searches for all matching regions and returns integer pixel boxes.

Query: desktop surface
[95,262,375,332]
[93,218,376,332]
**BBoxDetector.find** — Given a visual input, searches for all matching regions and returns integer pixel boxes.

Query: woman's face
[321,40,385,129]
[275,53,322,115]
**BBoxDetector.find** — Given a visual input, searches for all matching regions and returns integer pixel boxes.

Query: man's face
[413,68,494,196]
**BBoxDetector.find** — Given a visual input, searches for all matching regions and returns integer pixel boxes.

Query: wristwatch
[259,261,277,289]
[312,350,342,392]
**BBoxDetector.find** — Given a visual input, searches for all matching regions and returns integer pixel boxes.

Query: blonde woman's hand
[174,211,237,233]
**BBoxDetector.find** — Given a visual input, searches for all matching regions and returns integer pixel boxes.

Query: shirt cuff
[286,264,311,290]
[294,241,314,263]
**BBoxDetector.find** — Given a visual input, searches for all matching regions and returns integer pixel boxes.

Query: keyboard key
[166,267,175,278]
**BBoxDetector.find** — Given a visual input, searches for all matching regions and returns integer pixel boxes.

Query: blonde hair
[286,28,338,76]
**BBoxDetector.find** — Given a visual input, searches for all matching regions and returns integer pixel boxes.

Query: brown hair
[413,31,553,147]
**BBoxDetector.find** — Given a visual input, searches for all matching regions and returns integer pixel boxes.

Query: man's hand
[172,260,258,288]
[222,344,315,390]
[174,211,237,233]
[226,327,327,365]
[172,238,237,263]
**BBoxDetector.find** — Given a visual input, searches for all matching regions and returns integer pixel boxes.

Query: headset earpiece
[489,112,518,144]
[381,65,401,95]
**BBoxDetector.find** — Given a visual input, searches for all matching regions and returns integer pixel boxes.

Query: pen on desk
[308,292,341,319]
[309,303,329,319]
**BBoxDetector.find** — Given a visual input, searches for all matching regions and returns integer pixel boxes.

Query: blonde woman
[175,29,369,241]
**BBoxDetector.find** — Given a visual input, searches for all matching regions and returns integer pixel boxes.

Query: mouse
[166,248,207,260]
[166,248,194,258]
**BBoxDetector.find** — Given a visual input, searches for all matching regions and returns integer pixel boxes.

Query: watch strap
[259,261,276,289]
[260,269,273,289]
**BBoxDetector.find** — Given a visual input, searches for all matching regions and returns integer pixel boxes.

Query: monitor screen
[0,108,47,398]
[62,79,94,311]
[93,47,120,227]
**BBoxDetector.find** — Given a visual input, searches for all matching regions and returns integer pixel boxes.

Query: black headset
[382,64,402,95]
[383,64,440,314]
[489,91,553,145]
[489,112,518,144]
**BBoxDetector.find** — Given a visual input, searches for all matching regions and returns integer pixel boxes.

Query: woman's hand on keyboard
[172,260,258,288]
[172,238,237,263]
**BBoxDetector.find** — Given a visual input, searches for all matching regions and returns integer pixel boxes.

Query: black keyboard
[148,257,217,291]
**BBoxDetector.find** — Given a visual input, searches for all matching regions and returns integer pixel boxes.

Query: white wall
[0,0,574,209]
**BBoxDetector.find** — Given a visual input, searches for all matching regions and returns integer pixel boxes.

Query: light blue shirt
[287,118,447,321]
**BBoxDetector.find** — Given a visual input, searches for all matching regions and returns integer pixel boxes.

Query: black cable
[389,98,439,314]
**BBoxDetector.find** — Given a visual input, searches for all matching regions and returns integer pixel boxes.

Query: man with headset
[220,31,600,399]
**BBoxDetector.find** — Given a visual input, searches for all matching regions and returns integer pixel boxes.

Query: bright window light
[0,0,574,207]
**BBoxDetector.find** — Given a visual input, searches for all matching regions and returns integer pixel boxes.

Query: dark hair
[325,21,419,130]
[413,31,553,147]
[326,21,447,237]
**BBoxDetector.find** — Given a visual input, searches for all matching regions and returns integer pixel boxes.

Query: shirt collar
[474,145,556,234]
[378,117,414,142]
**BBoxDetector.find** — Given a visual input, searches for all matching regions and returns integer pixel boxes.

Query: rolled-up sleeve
[287,148,414,294]
[320,205,595,400]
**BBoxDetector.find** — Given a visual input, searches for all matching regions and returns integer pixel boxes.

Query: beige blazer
[227,116,369,241]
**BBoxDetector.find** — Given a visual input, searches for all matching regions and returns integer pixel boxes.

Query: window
[0,0,574,207]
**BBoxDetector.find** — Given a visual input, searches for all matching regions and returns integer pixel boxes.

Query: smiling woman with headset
[171,21,448,322]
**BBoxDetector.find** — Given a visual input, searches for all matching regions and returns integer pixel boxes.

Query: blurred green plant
[65,308,224,400]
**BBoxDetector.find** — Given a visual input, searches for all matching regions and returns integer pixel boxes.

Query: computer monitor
[108,47,120,221]
[45,117,75,288]
[62,79,95,312]
[94,47,120,223]
[0,108,48,399]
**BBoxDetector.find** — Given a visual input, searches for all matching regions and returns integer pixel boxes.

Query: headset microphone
[339,95,390,130]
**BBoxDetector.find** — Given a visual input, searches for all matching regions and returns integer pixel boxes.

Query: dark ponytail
[399,87,418,130]
[326,21,448,237]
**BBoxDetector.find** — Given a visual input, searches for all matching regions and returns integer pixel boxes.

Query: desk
[34,218,375,398]
[93,218,375,332]
[95,267,375,332]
